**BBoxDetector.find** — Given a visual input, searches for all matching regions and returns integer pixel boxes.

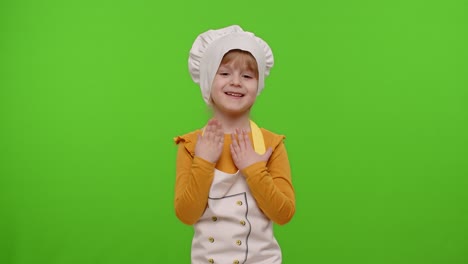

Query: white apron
[191,121,282,264]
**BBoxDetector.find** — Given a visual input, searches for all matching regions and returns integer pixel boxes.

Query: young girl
[174,25,295,264]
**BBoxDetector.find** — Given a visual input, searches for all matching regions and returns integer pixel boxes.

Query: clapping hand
[194,119,224,163]
[230,128,273,170]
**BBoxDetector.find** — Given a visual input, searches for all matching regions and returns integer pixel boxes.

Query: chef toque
[188,25,274,104]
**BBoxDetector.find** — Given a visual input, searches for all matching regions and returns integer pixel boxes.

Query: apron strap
[250,120,265,154]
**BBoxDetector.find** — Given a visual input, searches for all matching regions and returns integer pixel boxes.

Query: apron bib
[191,121,282,264]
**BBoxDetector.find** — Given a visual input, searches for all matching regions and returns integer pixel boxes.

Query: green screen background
[1,0,467,263]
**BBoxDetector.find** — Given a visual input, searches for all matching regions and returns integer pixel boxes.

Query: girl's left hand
[230,128,273,171]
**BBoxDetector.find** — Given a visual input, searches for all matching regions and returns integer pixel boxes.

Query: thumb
[261,147,273,161]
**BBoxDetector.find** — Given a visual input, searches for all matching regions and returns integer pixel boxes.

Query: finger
[215,133,223,146]
[238,129,246,149]
[243,129,252,149]
[218,122,224,136]
[231,132,237,147]
[218,134,224,145]
[262,147,273,161]
[206,120,215,140]
[212,119,221,131]
[204,121,211,135]
[230,144,237,160]
[207,119,214,130]
[216,119,223,130]
[231,133,239,152]
[236,129,244,149]
[215,121,224,137]
[218,138,224,149]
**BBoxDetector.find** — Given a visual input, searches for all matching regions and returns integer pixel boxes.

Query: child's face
[210,61,258,117]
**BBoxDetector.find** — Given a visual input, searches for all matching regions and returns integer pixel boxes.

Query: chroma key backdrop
[1,0,467,263]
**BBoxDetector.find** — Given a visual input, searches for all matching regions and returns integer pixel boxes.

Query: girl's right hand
[195,119,224,163]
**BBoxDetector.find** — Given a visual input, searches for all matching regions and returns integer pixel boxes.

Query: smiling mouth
[225,92,244,97]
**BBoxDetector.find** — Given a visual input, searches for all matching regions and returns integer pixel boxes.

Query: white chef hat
[188,25,274,104]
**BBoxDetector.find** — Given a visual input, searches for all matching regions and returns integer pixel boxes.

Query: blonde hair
[219,49,259,79]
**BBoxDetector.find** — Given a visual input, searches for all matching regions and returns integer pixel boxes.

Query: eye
[219,72,230,76]
[243,74,253,79]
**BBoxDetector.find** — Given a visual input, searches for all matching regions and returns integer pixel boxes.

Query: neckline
[201,120,265,154]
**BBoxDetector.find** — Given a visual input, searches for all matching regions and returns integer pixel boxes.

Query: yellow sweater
[174,128,295,226]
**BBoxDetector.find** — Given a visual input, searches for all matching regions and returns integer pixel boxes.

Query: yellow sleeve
[241,138,296,225]
[173,134,215,225]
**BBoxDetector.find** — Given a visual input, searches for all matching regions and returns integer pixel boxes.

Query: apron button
[236,201,243,206]
[208,237,215,243]
[236,240,242,246]
[211,216,218,222]
[233,260,239,264]
[208,258,214,263]
[240,220,246,226]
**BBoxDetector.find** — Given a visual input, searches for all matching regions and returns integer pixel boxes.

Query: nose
[230,74,241,86]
